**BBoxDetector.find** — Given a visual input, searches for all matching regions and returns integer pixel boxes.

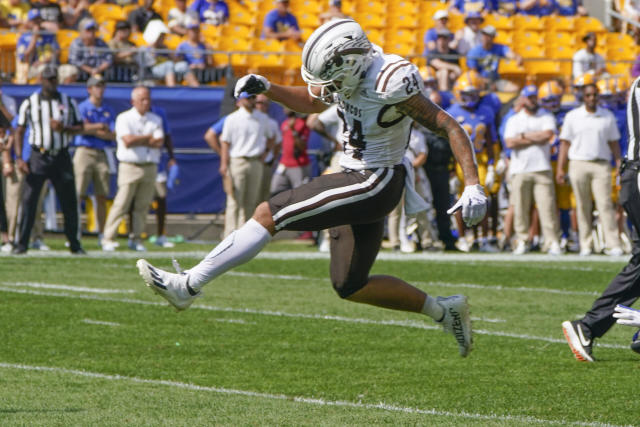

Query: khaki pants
[224,157,263,237]
[511,170,560,249]
[4,164,44,242]
[103,162,156,243]
[73,146,110,197]
[568,159,621,251]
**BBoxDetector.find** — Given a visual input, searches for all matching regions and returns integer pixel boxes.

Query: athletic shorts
[268,165,406,232]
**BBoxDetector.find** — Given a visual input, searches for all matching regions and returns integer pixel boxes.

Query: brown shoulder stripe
[374,59,406,90]
[380,62,412,92]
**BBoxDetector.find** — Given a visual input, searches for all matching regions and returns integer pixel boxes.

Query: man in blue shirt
[73,74,116,241]
[467,25,521,92]
[189,0,229,26]
[519,0,556,16]
[175,22,215,87]
[262,0,301,43]
[16,9,59,83]
[451,0,493,14]
[68,18,113,82]
[492,0,519,15]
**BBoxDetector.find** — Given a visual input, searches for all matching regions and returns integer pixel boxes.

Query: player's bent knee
[331,277,367,299]
[253,202,276,233]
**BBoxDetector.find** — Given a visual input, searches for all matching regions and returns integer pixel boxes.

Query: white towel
[402,156,429,216]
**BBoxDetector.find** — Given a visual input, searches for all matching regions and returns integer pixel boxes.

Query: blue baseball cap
[520,85,538,98]
[27,9,41,21]
[465,11,484,22]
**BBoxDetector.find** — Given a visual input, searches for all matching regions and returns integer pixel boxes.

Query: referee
[12,64,85,254]
[561,75,640,362]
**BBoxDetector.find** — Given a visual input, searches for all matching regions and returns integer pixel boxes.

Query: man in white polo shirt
[219,91,275,237]
[504,85,562,255]
[556,82,623,256]
[102,86,164,251]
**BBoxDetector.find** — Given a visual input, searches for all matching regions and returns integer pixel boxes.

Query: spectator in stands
[15,10,59,84]
[168,0,199,35]
[73,75,116,243]
[109,20,137,66]
[263,0,302,43]
[427,28,461,92]
[62,0,92,30]
[572,32,606,80]
[555,0,587,16]
[68,18,113,82]
[219,92,276,237]
[175,22,214,87]
[12,65,85,255]
[420,65,455,109]
[31,0,64,32]
[189,0,228,26]
[319,0,348,24]
[519,0,556,16]
[128,0,163,33]
[556,83,623,256]
[270,109,310,196]
[466,25,522,92]
[453,11,483,56]
[3,0,30,29]
[492,0,519,15]
[141,20,177,87]
[449,0,493,14]
[424,10,451,53]
[102,86,164,252]
[503,85,562,255]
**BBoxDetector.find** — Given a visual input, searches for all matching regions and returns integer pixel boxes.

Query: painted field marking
[213,318,256,325]
[0,362,628,427]
[1,282,135,294]
[0,286,627,350]
[82,319,121,327]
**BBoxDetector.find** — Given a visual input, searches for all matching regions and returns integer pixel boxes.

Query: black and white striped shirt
[17,91,82,155]
[627,76,640,161]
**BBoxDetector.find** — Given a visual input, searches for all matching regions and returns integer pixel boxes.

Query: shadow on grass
[0,408,85,414]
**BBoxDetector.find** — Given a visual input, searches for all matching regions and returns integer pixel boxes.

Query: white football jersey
[335,46,424,170]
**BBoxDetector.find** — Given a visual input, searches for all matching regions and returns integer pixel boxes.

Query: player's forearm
[265,84,327,114]
[14,127,25,158]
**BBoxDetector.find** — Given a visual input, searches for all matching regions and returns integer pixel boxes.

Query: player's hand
[613,304,640,328]
[234,74,271,98]
[447,184,487,227]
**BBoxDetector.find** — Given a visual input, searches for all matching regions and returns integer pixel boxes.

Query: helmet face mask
[460,90,480,108]
[540,96,560,112]
[301,19,373,104]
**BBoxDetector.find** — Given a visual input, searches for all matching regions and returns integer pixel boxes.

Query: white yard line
[0,362,627,427]
[0,249,630,263]
[81,319,121,327]
[1,282,135,294]
[0,286,627,350]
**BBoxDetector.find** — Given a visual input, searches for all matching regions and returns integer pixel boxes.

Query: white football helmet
[301,19,373,104]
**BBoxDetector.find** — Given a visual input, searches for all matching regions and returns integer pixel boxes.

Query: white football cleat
[137,259,199,311]
[436,295,473,357]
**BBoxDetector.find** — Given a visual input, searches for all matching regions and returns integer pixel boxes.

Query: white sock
[186,219,272,290]
[421,295,444,322]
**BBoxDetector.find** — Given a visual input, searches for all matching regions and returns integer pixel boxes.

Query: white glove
[447,184,488,227]
[485,164,495,190]
[613,304,640,327]
[234,74,271,98]
[495,157,507,175]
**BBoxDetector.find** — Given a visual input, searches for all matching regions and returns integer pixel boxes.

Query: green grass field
[1,238,639,426]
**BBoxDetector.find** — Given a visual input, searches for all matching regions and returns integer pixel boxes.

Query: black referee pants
[425,166,456,249]
[16,150,81,252]
[582,165,640,337]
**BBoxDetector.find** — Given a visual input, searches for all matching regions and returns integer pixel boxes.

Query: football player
[137,19,487,357]
[447,72,499,252]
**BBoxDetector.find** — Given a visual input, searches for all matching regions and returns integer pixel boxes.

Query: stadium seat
[548,31,576,47]
[201,23,222,42]
[484,14,514,31]
[514,31,545,47]
[607,46,637,61]
[547,16,575,32]
[608,62,631,76]
[390,14,419,29]
[385,28,416,46]
[355,12,386,28]
[297,12,319,28]
[355,0,386,14]
[89,4,126,22]
[384,41,415,57]
[290,0,322,14]
[129,32,147,47]
[518,44,546,58]
[163,33,183,50]
[219,37,252,66]
[524,59,561,76]
[300,26,315,41]
[341,1,357,15]
[494,30,513,45]
[606,32,635,48]
[514,15,544,31]
[57,30,79,50]
[498,58,526,76]
[365,28,385,46]
[229,9,257,26]
[575,16,606,33]
[388,1,418,18]
[221,24,255,39]
[0,31,17,48]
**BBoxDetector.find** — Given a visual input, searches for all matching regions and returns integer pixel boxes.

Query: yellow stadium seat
[484,14,514,31]
[364,28,385,46]
[514,31,544,46]
[494,30,513,45]
[447,13,465,32]
[163,33,183,50]
[89,4,126,21]
[498,58,526,75]
[385,28,416,45]
[290,0,322,14]
[388,1,418,17]
[282,51,302,69]
[229,9,257,26]
[525,59,561,75]
[575,16,605,33]
[221,24,254,39]
[384,41,416,57]
[129,32,146,47]
[355,0,386,14]
[607,46,636,61]
[342,1,357,15]
[514,15,544,31]
[0,31,17,48]
[606,32,635,48]
[57,30,78,49]
[608,62,631,76]
[219,37,252,66]
[391,14,419,29]
[547,45,573,59]
[123,4,138,18]
[548,31,576,47]
[297,12,319,28]
[300,26,315,41]
[201,23,222,41]
[356,12,386,29]
[547,16,575,32]
[518,45,545,58]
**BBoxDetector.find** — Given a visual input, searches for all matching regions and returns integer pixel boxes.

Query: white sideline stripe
[0,363,627,427]
[1,282,136,294]
[0,250,630,263]
[82,319,121,327]
[213,318,255,325]
[0,286,627,350]
[225,270,600,297]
